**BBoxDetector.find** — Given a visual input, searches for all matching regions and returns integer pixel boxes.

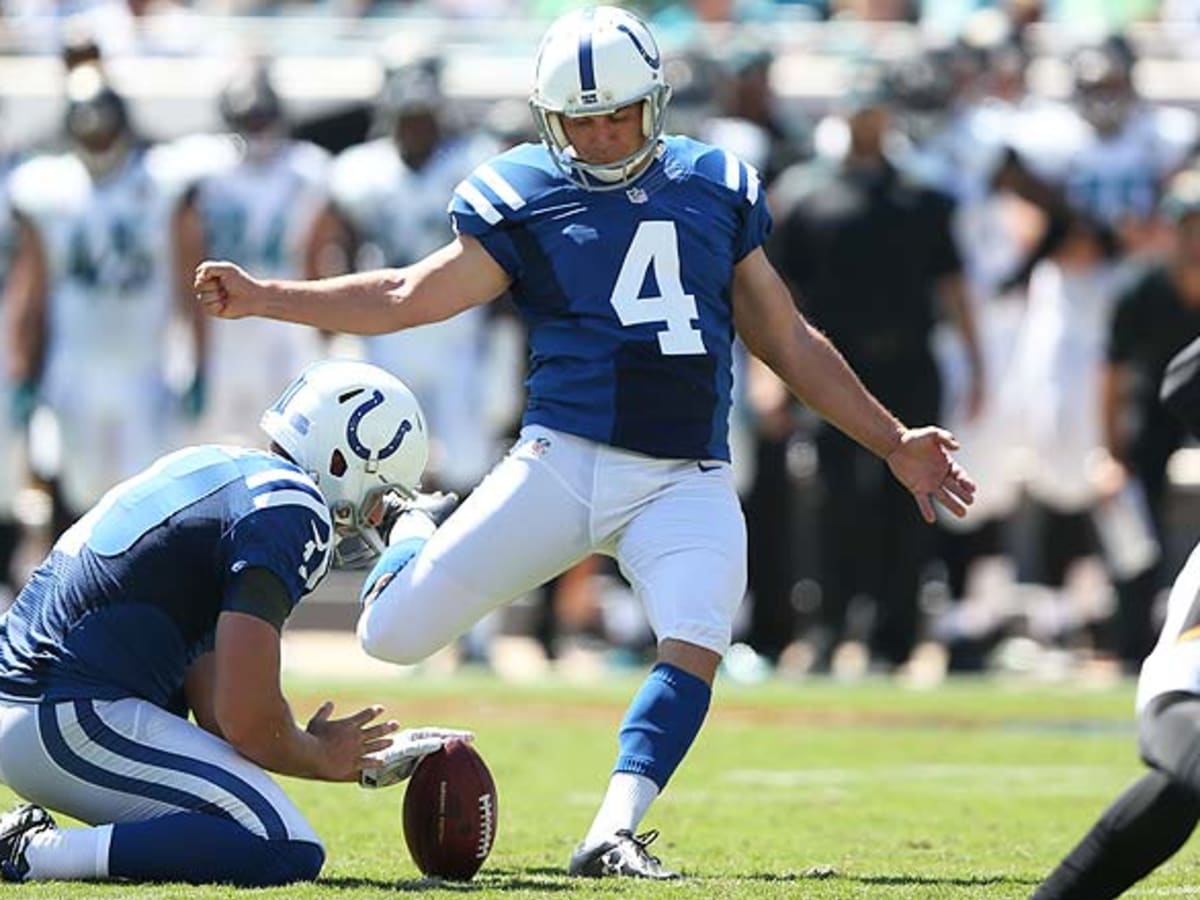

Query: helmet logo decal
[578,9,598,101]
[617,24,660,70]
[346,390,413,461]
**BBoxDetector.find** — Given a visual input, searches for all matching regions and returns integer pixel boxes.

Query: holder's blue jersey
[0,446,333,706]
[449,136,770,461]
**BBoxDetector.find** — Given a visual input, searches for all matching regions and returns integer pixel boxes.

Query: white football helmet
[261,359,429,567]
[529,6,672,191]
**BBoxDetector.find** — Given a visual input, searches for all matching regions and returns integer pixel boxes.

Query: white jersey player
[1026,42,1198,250]
[324,62,502,492]
[190,61,330,447]
[6,67,206,525]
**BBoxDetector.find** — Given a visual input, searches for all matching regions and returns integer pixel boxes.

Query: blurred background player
[767,60,985,674]
[1094,167,1200,672]
[187,58,330,447]
[315,54,510,497]
[0,359,467,886]
[5,65,208,536]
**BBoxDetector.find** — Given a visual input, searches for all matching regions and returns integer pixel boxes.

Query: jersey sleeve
[220,503,333,615]
[696,146,773,261]
[447,159,526,279]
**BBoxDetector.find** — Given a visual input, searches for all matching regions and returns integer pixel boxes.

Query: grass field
[3,672,1194,898]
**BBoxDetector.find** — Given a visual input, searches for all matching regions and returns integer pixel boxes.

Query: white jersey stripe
[244,469,316,491]
[252,488,329,521]
[475,165,525,211]
[454,180,503,225]
[744,164,760,206]
[722,151,741,193]
[54,704,276,838]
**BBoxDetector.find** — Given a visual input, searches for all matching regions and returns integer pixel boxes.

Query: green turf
[4,673,1191,898]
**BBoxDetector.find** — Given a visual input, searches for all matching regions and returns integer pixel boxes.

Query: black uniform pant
[813,356,940,668]
[1033,692,1200,899]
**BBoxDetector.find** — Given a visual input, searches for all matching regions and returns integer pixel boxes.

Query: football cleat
[0,803,56,883]
[567,829,679,879]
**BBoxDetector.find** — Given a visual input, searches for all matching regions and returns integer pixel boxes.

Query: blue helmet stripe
[577,9,596,94]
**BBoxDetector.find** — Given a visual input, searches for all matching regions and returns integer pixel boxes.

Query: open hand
[885,426,977,524]
[306,701,400,782]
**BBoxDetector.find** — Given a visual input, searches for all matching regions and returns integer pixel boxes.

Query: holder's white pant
[358,425,747,663]
[0,697,319,844]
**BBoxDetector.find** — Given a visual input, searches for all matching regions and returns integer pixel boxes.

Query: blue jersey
[0,446,333,706]
[449,136,770,461]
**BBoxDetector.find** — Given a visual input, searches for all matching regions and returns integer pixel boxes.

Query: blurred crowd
[1,4,1200,685]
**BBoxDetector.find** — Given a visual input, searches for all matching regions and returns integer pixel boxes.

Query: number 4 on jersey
[609,221,706,356]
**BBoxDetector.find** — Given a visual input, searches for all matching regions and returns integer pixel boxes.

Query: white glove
[359,727,475,789]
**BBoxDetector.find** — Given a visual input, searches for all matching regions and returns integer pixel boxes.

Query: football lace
[476,792,495,859]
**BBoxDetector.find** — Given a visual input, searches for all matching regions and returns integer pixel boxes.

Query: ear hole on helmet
[329,449,347,478]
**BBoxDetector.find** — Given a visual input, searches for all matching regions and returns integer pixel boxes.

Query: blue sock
[614,662,712,790]
[108,812,323,886]
[359,537,425,605]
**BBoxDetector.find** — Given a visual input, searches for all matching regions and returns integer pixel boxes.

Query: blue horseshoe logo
[617,24,660,70]
[346,390,412,460]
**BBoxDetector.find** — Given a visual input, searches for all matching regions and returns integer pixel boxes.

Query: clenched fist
[194,260,261,319]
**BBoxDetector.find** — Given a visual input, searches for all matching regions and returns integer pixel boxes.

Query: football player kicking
[0,359,467,885]
[195,6,976,879]
[1034,333,1200,899]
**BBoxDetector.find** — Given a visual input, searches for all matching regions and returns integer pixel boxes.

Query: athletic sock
[583,772,660,848]
[107,812,324,886]
[1033,770,1200,900]
[582,662,711,849]
[24,824,111,880]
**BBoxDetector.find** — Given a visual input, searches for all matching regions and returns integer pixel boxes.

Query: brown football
[402,740,498,881]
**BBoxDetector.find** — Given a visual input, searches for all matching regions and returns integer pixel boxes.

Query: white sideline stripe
[244,468,315,490]
[53,704,269,837]
[745,164,760,205]
[722,151,740,192]
[455,180,502,224]
[475,164,525,210]
[724,764,1126,788]
[253,488,329,520]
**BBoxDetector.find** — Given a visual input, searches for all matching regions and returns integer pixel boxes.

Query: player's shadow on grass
[321,873,572,892]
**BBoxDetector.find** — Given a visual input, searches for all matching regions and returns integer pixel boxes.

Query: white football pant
[0,697,319,845]
[359,425,747,662]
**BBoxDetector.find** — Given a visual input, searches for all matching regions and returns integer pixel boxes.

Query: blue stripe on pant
[38,700,323,885]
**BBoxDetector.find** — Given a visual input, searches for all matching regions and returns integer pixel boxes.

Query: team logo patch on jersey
[531,437,552,457]
[563,223,599,245]
[626,187,648,204]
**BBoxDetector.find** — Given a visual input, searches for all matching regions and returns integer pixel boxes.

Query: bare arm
[195,234,511,335]
[212,611,395,781]
[733,247,904,457]
[1100,360,1126,463]
[733,247,975,521]
[172,195,208,392]
[6,217,47,385]
[183,651,221,738]
[938,272,985,421]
